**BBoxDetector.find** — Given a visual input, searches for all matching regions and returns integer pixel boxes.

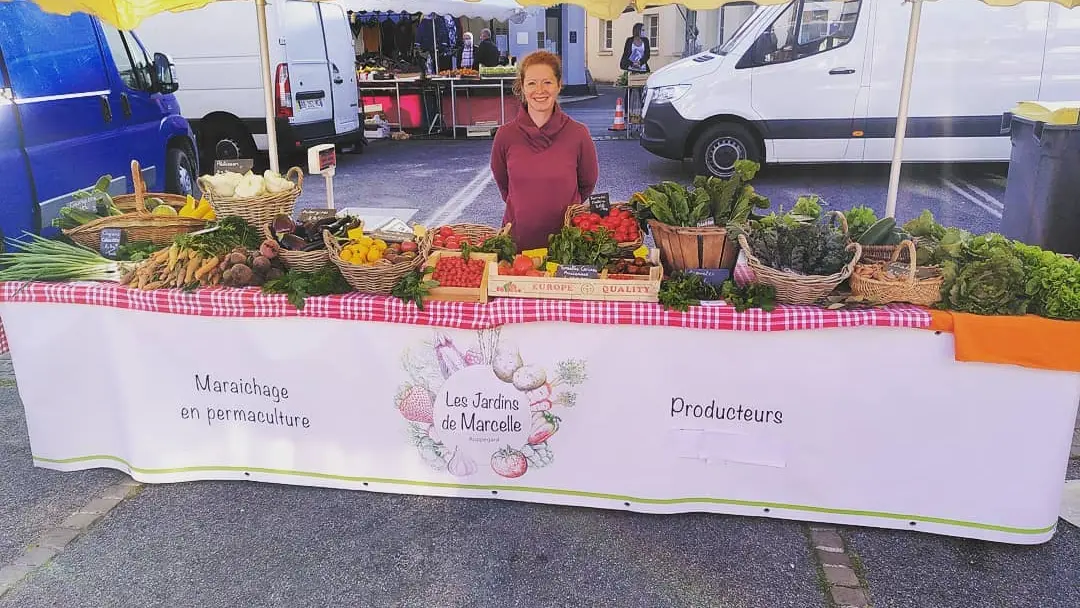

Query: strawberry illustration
[528,412,560,445]
[464,347,483,366]
[396,385,434,424]
[491,446,528,478]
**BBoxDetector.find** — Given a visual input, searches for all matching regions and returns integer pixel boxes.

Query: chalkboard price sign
[298,208,337,222]
[588,192,611,216]
[684,267,730,286]
[99,228,125,260]
[214,158,254,174]
[554,264,599,279]
[68,191,105,213]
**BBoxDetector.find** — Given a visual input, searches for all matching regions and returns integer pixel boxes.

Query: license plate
[299,98,323,110]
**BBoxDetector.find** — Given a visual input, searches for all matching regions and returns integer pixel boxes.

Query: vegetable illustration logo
[397,328,586,479]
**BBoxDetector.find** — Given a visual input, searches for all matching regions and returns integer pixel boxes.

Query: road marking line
[943,179,1002,219]
[963,181,1004,210]
[439,174,494,226]
[424,167,490,226]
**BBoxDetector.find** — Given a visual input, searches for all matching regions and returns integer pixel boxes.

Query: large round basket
[198,167,303,228]
[737,233,862,305]
[564,203,644,254]
[63,160,208,249]
[849,240,943,307]
[324,230,433,294]
[262,227,330,272]
[647,220,740,273]
[432,223,511,251]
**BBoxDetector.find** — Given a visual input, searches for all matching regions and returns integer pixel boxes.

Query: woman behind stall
[490,51,599,251]
[620,23,651,73]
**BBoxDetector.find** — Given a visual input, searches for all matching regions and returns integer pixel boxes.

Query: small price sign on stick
[588,192,611,216]
[99,228,125,260]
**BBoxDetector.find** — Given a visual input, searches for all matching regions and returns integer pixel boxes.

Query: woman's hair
[512,50,563,101]
[632,23,644,38]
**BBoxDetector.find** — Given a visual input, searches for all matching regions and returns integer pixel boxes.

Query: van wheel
[165,142,197,197]
[198,121,256,174]
[693,123,761,178]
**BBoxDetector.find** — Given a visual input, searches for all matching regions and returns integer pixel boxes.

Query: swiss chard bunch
[629,181,711,228]
[692,160,770,226]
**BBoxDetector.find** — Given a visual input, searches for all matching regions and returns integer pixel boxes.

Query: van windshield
[710,6,771,55]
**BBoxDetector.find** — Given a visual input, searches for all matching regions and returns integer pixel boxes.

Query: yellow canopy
[15,0,214,30]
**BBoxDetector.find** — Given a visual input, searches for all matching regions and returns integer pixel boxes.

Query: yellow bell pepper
[193,199,213,220]
[179,195,198,218]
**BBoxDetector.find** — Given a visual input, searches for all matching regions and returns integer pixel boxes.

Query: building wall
[587,5,756,84]
[508,6,588,89]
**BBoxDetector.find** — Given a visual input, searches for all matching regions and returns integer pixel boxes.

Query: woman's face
[522,64,561,114]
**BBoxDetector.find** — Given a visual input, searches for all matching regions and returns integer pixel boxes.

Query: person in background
[619,23,651,73]
[458,32,476,69]
[476,28,501,68]
[490,51,599,251]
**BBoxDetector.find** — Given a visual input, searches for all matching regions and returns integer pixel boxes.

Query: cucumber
[857,217,896,246]
[94,175,112,192]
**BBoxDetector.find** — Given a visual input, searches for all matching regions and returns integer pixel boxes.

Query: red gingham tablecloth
[0,278,932,356]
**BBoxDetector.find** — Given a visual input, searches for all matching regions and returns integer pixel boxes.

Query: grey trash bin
[999,109,1080,257]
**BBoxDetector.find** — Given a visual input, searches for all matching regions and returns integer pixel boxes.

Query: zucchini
[94,174,113,192]
[857,217,896,246]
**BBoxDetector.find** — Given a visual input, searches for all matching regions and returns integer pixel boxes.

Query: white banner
[3,302,1079,545]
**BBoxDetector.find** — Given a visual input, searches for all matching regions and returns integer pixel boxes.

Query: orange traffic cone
[608,98,627,132]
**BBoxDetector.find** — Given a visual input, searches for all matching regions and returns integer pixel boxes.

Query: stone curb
[807,525,873,608]
[0,476,143,598]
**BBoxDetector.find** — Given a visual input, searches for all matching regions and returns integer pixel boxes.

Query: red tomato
[433,236,445,248]
[444,236,460,249]
[438,226,455,239]
[512,255,534,275]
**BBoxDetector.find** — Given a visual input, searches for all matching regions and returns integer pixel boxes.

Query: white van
[137,0,362,171]
[641,0,1080,177]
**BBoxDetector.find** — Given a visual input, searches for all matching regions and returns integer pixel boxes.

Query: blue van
[0,0,198,241]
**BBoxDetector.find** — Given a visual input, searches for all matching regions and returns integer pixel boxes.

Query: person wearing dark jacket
[476,28,501,68]
[619,23,651,72]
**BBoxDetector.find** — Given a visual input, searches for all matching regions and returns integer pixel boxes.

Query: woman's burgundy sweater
[490,105,599,251]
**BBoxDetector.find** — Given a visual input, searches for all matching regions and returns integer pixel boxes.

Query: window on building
[600,20,613,51]
[644,14,659,50]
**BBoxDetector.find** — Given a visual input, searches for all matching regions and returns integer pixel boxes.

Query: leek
[0,233,133,282]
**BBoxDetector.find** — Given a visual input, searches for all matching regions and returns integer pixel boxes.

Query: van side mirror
[152,52,179,94]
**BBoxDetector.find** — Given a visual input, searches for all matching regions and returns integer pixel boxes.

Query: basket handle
[322,229,341,255]
[827,210,849,236]
[838,241,862,280]
[286,166,304,190]
[736,233,762,268]
[890,239,918,284]
[497,222,512,237]
[130,159,150,215]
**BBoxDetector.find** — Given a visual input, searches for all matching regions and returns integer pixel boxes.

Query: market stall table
[1,279,1076,546]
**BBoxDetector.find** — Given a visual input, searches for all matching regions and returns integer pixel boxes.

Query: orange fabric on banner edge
[925,310,1080,373]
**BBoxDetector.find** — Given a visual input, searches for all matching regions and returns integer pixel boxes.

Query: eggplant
[302,241,325,252]
[279,233,308,251]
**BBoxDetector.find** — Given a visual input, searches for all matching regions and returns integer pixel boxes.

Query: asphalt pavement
[2,132,1077,607]
[293,136,1008,238]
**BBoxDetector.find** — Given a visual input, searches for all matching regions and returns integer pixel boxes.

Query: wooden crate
[486,259,662,303]
[425,250,496,304]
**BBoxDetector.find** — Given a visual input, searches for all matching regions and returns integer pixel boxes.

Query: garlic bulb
[446,448,477,477]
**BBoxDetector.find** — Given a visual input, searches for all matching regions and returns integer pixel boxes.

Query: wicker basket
[432,223,511,251]
[113,192,187,213]
[564,203,644,254]
[737,232,862,305]
[858,237,921,264]
[262,227,330,272]
[324,229,433,294]
[198,167,303,228]
[647,220,739,273]
[850,240,943,307]
[63,160,208,249]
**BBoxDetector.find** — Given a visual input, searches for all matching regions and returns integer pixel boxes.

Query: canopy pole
[256,0,280,174]
[884,0,924,219]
